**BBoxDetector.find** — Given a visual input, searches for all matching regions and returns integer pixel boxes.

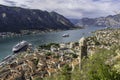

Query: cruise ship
[12,40,29,53]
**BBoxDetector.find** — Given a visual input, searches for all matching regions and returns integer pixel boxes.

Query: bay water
[0,26,104,60]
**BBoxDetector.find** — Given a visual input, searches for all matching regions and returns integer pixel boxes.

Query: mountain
[0,5,74,32]
[70,14,120,27]
[69,19,81,25]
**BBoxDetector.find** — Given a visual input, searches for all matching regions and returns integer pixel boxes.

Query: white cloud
[0,0,120,19]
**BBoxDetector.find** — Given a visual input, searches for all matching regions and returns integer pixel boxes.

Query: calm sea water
[0,26,104,60]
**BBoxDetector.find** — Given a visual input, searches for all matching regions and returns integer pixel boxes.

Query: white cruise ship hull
[13,45,28,53]
[12,41,29,53]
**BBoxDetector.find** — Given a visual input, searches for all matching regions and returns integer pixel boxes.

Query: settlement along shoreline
[0,28,120,80]
[0,27,83,38]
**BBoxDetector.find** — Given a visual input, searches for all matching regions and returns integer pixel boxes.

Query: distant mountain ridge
[0,5,74,32]
[70,14,120,27]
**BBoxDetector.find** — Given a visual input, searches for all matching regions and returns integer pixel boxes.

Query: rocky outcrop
[0,5,74,32]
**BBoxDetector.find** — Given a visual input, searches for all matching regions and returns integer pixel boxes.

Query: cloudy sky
[0,0,120,19]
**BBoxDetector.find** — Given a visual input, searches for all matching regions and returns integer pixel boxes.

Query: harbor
[0,26,105,60]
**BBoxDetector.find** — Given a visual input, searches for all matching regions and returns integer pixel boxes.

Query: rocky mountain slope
[0,5,74,32]
[70,14,120,27]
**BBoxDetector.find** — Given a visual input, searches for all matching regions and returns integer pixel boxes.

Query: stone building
[78,37,87,70]
[79,37,87,58]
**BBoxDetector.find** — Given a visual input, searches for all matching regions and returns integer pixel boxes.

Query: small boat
[62,34,69,37]
[12,40,29,53]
